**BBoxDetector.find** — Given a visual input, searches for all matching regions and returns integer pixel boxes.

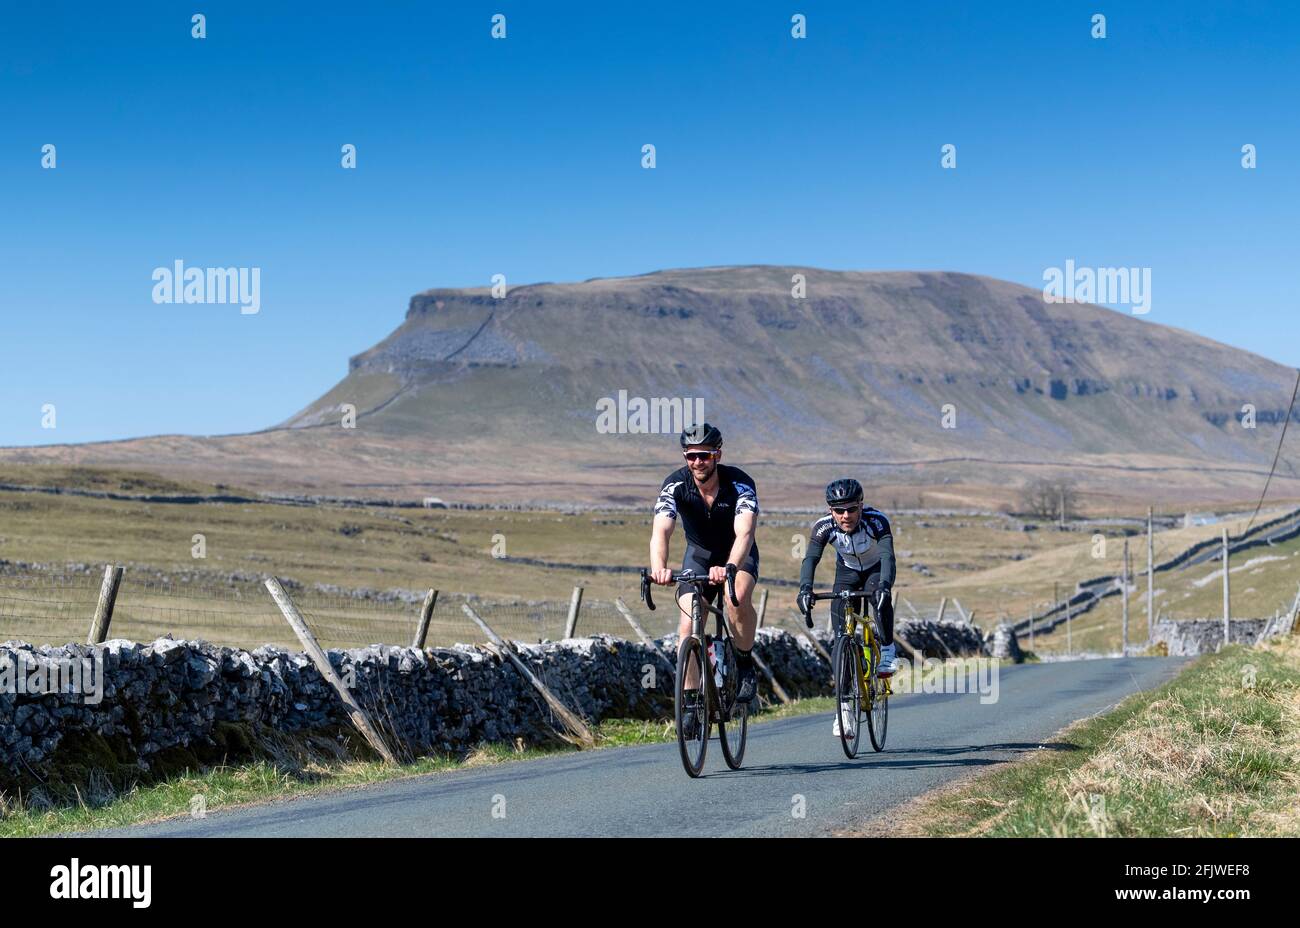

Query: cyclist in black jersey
[796,478,898,738]
[648,423,761,717]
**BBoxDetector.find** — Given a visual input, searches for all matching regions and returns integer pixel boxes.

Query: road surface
[101,656,1187,837]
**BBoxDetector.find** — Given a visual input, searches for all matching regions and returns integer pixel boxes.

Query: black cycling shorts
[677,543,759,600]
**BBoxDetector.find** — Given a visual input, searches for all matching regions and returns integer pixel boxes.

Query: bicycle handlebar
[799,582,887,627]
[640,565,738,612]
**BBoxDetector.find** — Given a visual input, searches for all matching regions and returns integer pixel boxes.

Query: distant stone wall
[895,619,988,657]
[1151,615,1295,656]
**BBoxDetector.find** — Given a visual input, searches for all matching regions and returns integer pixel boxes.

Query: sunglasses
[831,505,861,515]
[683,451,717,462]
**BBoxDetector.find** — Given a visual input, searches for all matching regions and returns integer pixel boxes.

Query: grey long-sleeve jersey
[799,508,896,587]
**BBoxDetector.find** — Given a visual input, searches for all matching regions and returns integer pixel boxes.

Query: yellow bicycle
[802,586,890,758]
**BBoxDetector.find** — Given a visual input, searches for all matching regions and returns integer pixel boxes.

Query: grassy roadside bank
[0,697,834,837]
[871,638,1300,837]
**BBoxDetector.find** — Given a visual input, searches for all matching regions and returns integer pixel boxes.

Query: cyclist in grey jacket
[797,478,898,735]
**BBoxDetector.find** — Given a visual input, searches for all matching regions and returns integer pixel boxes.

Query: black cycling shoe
[735,665,759,704]
[680,693,703,740]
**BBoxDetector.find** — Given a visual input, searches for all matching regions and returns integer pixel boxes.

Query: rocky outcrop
[985,623,1024,661]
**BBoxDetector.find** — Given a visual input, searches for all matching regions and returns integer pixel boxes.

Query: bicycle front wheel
[718,642,748,770]
[675,636,710,777]
[868,663,889,752]
[832,635,863,759]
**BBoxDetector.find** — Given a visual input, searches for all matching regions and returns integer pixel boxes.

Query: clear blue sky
[3,1,1297,445]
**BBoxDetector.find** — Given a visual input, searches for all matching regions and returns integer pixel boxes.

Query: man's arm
[799,530,827,587]
[725,511,756,569]
[797,520,829,620]
[863,511,897,591]
[876,532,896,589]
[719,475,759,581]
[650,477,682,584]
[650,514,675,571]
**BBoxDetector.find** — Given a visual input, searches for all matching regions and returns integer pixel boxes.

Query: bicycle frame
[841,599,891,700]
[804,587,892,700]
[642,566,742,717]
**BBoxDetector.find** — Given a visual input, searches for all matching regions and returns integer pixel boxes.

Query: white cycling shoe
[877,643,898,677]
[831,700,856,738]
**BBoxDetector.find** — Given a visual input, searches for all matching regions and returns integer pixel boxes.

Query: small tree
[1021,478,1078,523]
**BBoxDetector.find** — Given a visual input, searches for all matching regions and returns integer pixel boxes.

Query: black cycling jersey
[654,464,759,561]
[799,507,896,588]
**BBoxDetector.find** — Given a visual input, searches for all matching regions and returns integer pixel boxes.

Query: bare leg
[727,570,758,650]
[676,590,700,690]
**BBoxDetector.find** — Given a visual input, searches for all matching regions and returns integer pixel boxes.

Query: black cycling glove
[797,584,814,626]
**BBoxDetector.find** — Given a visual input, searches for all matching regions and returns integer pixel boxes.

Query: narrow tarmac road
[103,657,1186,837]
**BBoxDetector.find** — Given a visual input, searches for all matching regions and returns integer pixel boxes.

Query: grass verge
[879,637,1300,837]
[0,696,835,837]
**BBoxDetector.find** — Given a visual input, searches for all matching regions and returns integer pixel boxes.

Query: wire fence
[0,567,102,647]
[0,567,683,652]
[4,523,1295,654]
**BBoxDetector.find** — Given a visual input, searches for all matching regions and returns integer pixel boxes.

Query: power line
[1244,367,1300,534]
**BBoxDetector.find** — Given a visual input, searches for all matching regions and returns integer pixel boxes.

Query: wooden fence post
[794,613,833,663]
[87,565,124,645]
[935,597,948,623]
[751,649,791,705]
[564,586,584,638]
[412,589,438,649]
[462,603,594,748]
[756,588,769,628]
[265,577,397,764]
[613,598,676,686]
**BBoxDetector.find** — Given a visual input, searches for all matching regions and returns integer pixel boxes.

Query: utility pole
[1058,486,1065,530]
[1121,538,1130,657]
[1146,506,1154,647]
[1221,527,1231,648]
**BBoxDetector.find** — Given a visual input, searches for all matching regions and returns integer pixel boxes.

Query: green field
[0,465,1295,653]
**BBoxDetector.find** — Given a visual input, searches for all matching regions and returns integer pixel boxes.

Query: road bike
[641,565,748,777]
[801,583,890,758]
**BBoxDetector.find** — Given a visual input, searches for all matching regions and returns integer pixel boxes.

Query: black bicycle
[641,565,748,777]
[800,581,890,758]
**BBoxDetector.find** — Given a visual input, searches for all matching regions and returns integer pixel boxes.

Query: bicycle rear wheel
[717,641,748,769]
[832,634,863,759]
[675,635,710,777]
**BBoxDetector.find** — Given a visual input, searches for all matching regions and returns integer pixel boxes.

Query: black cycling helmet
[825,478,864,507]
[679,422,723,449]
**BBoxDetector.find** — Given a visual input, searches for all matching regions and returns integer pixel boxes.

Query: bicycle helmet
[825,478,864,507]
[679,422,723,449]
